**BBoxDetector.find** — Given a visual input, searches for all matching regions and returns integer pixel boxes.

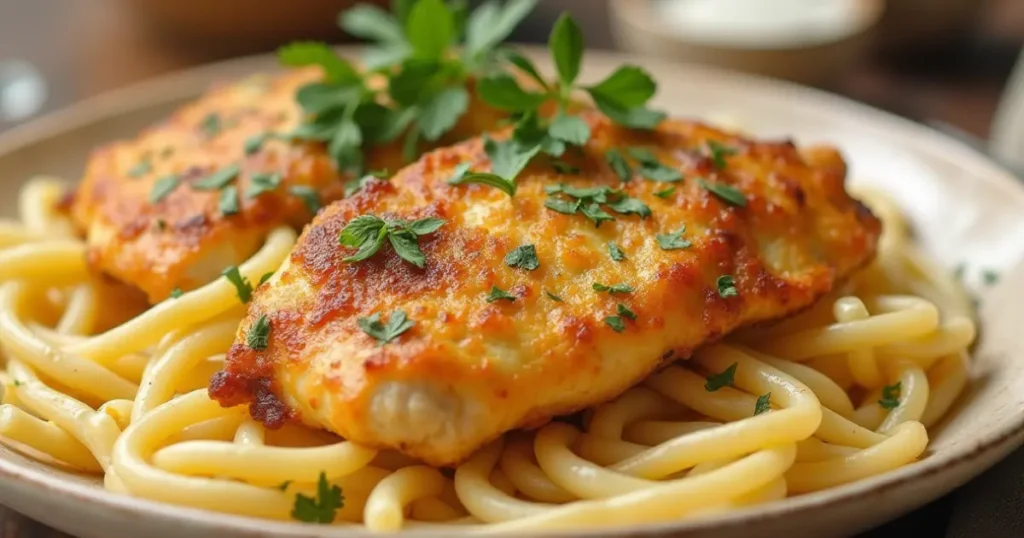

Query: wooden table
[0,0,1022,536]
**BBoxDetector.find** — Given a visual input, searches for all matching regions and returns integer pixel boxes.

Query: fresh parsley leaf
[505,244,539,270]
[289,186,322,214]
[192,164,240,191]
[604,315,625,332]
[754,392,772,415]
[290,472,344,524]
[258,272,275,286]
[278,42,360,84]
[339,215,388,262]
[591,94,665,129]
[199,113,222,138]
[499,49,549,91]
[605,149,632,182]
[338,215,445,268]
[405,0,454,61]
[387,229,427,268]
[169,288,184,299]
[879,382,902,410]
[704,363,737,391]
[580,202,614,227]
[585,65,656,109]
[345,169,388,197]
[698,178,747,207]
[717,275,738,298]
[339,4,404,44]
[486,136,542,186]
[638,162,682,183]
[549,13,583,89]
[277,480,292,492]
[477,74,547,112]
[548,114,590,146]
[357,310,415,345]
[222,265,254,304]
[656,227,691,250]
[593,282,634,294]
[544,197,581,214]
[128,159,152,178]
[246,315,271,350]
[465,0,538,61]
[545,290,563,302]
[486,285,516,303]
[654,185,676,198]
[627,147,659,165]
[219,185,240,216]
[616,303,637,320]
[244,132,271,155]
[418,86,470,141]
[608,242,626,261]
[149,176,180,204]
[450,171,516,197]
[406,217,446,235]
[551,160,580,174]
[706,140,736,170]
[606,196,651,218]
[247,172,282,199]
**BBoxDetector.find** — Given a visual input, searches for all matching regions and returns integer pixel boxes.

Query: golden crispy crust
[211,111,881,465]
[69,70,505,302]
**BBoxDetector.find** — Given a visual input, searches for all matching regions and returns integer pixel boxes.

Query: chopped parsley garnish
[218,185,240,216]
[654,185,676,198]
[706,140,736,169]
[704,362,737,391]
[879,382,901,410]
[290,472,344,524]
[593,282,634,294]
[345,169,388,197]
[754,392,772,415]
[169,288,184,299]
[247,172,282,199]
[698,178,747,207]
[544,184,650,226]
[605,149,632,182]
[149,175,180,203]
[289,186,321,214]
[486,285,516,303]
[608,242,626,261]
[156,219,167,231]
[128,159,152,178]
[222,265,254,304]
[616,303,637,320]
[192,164,241,191]
[627,147,682,183]
[545,290,563,302]
[551,159,580,175]
[357,310,414,345]
[656,227,691,250]
[982,269,1000,286]
[244,132,271,155]
[11,380,23,387]
[717,275,738,298]
[277,481,292,492]
[338,215,445,269]
[246,315,271,350]
[604,315,626,332]
[258,272,275,286]
[505,244,539,270]
[199,113,222,138]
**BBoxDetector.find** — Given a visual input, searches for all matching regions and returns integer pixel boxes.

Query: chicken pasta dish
[0,0,976,532]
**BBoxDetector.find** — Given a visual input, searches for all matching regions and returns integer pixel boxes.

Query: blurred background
[0,1,1023,537]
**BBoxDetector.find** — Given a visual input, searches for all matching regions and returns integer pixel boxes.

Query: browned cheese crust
[210,111,881,466]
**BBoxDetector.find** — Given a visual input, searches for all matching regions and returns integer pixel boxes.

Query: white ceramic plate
[0,48,1022,538]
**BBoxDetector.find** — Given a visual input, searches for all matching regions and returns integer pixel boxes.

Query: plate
[0,47,1022,538]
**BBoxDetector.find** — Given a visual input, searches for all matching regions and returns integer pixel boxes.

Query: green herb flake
[706,140,736,170]
[277,480,292,492]
[222,265,254,304]
[982,269,1000,286]
[357,310,415,345]
[698,178,747,207]
[704,362,737,392]
[505,244,540,271]
[545,290,563,302]
[338,215,445,268]
[247,172,283,199]
[199,113,223,138]
[218,185,240,216]
[551,159,580,175]
[605,149,632,182]
[604,315,625,332]
[616,303,637,321]
[192,164,241,191]
[879,382,902,410]
[290,471,344,524]
[754,392,772,415]
[656,227,692,250]
[544,197,582,215]
[289,186,322,214]
[593,282,634,294]
[246,314,271,350]
[128,159,152,178]
[608,243,626,261]
[155,219,167,231]
[258,272,275,286]
[654,185,676,199]
[486,285,516,303]
[149,175,180,204]
[717,275,738,298]
[244,133,270,155]
[169,287,184,299]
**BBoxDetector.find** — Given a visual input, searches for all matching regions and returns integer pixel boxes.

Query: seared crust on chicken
[210,111,881,466]
[69,69,505,302]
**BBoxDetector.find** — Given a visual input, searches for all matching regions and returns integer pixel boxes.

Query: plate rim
[0,46,1023,537]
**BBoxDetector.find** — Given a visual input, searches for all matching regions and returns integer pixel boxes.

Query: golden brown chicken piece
[68,69,506,302]
[210,111,881,466]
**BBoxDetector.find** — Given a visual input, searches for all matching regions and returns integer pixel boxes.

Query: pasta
[0,177,975,531]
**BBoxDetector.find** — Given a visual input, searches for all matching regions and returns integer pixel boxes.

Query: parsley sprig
[338,215,445,268]
[544,184,650,226]
[357,310,415,345]
[290,472,344,524]
[879,382,902,410]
